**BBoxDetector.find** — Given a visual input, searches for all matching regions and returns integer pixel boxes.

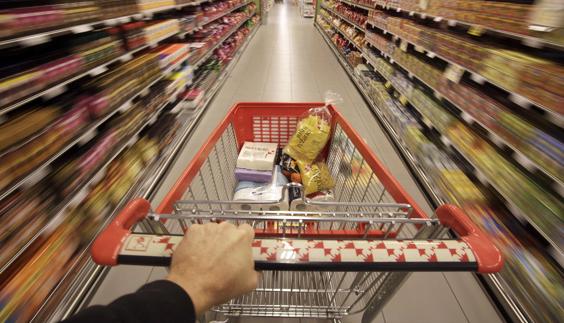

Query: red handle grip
[436,204,503,273]
[91,198,151,266]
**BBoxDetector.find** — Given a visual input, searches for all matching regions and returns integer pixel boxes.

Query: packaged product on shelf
[0,107,61,152]
[297,160,335,196]
[153,43,190,69]
[236,141,278,171]
[233,165,289,210]
[98,0,138,20]
[180,88,205,109]
[0,1,101,39]
[137,0,176,12]
[109,21,148,51]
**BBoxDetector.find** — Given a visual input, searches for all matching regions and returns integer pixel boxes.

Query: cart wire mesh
[146,120,445,319]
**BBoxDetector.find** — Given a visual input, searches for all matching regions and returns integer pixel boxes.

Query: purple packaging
[235,168,273,183]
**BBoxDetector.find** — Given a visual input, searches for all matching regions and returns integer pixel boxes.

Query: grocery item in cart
[283,106,332,163]
[233,165,289,210]
[279,152,301,183]
[235,167,272,182]
[297,160,335,195]
[236,141,278,171]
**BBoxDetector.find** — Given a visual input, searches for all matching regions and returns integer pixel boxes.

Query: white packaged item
[236,141,278,171]
[233,166,289,211]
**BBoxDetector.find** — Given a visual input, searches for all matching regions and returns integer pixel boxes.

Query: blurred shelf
[372,2,564,51]
[200,1,252,27]
[321,4,365,32]
[0,3,202,50]
[0,49,190,203]
[192,12,256,69]
[2,41,148,117]
[362,46,563,267]
[319,11,363,50]
[178,1,253,38]
[338,0,372,11]
[366,17,563,126]
[315,21,444,212]
[1,1,254,116]
[316,20,558,323]
[362,37,564,196]
[32,22,260,323]
[0,75,191,277]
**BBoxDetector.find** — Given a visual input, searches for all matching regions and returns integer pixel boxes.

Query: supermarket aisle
[90,3,504,323]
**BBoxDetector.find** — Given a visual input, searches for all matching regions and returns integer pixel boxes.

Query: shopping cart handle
[436,205,503,273]
[91,198,151,266]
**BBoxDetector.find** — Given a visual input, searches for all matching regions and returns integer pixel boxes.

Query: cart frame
[92,102,502,322]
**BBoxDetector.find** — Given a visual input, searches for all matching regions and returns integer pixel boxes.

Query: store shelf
[362,45,563,267]
[319,10,363,50]
[31,22,260,323]
[0,50,190,203]
[0,3,201,50]
[0,2,256,117]
[0,76,191,277]
[2,39,154,117]
[315,21,444,213]
[316,20,558,323]
[321,4,365,32]
[362,36,564,195]
[192,13,256,69]
[201,1,252,27]
[372,2,564,51]
[365,16,563,126]
[338,0,372,11]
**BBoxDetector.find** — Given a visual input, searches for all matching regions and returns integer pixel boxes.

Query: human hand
[167,222,259,315]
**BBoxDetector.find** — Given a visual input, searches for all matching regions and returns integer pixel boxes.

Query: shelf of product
[0,20,185,116]
[319,7,365,50]
[299,0,315,18]
[372,0,564,50]
[363,50,563,260]
[0,11,260,322]
[362,25,564,190]
[339,0,373,11]
[0,57,193,275]
[0,1,256,117]
[365,7,564,124]
[0,43,191,202]
[0,1,204,49]
[314,3,563,322]
[0,1,257,203]
[321,0,367,30]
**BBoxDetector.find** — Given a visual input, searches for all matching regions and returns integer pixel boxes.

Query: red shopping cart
[91,102,503,322]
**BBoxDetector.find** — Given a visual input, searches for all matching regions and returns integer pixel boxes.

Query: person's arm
[62,280,196,323]
[63,222,258,323]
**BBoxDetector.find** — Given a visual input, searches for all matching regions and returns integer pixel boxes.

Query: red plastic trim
[91,198,151,266]
[436,204,503,273]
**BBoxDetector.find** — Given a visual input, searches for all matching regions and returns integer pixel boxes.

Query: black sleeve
[62,280,196,323]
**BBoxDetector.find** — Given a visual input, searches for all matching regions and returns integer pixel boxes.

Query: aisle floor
[89,3,504,322]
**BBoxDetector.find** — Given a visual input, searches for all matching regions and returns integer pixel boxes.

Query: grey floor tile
[88,265,154,306]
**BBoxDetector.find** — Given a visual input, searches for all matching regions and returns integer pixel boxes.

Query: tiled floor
[89,3,505,322]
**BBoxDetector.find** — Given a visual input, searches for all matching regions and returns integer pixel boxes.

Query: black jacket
[62,280,195,323]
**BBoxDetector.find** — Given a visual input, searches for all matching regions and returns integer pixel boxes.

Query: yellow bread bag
[297,160,335,196]
[284,107,332,163]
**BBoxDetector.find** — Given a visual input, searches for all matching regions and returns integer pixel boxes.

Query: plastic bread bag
[284,91,343,163]
[297,160,335,196]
